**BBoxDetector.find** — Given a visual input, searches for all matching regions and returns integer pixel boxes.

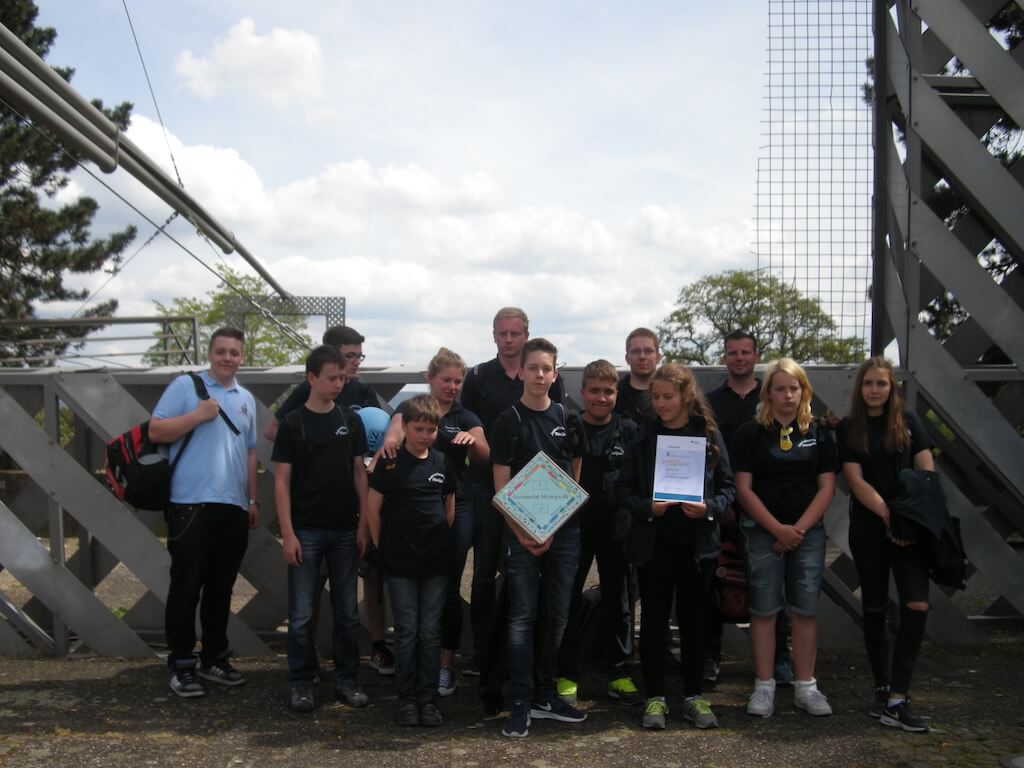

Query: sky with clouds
[33,0,767,368]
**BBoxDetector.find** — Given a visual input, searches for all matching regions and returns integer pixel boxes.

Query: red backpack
[105,373,238,510]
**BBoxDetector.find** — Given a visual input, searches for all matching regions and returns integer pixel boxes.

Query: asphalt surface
[1,636,1022,768]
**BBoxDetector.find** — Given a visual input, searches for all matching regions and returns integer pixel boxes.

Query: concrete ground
[0,636,1022,768]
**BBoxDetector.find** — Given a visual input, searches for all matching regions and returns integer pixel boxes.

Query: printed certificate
[492,452,589,544]
[653,434,706,502]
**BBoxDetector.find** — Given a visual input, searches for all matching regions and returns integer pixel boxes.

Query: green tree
[657,269,866,365]
[145,264,313,367]
[1,1,137,366]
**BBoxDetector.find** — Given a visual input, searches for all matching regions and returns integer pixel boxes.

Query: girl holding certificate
[837,357,934,733]
[616,363,735,731]
[731,358,838,720]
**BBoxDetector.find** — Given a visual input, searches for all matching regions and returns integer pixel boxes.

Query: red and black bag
[105,373,236,510]
[715,538,750,623]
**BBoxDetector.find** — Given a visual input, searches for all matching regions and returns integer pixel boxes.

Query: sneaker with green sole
[683,696,718,729]
[607,677,640,704]
[642,697,668,730]
[556,677,578,704]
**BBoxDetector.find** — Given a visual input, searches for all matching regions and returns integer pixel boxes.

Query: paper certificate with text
[653,434,706,502]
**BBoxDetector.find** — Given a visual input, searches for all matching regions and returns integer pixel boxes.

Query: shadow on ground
[0,636,1022,767]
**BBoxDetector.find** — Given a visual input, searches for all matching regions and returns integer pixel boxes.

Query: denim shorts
[741,519,826,618]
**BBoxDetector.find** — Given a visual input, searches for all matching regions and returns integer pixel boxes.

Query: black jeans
[558,523,632,679]
[848,510,930,693]
[469,480,505,661]
[165,503,249,668]
[638,537,714,699]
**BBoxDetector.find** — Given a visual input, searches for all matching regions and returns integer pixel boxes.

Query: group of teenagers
[148,307,937,738]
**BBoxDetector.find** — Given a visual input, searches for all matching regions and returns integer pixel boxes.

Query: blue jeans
[505,524,581,703]
[386,572,447,704]
[287,528,360,686]
[442,497,474,650]
[742,519,826,617]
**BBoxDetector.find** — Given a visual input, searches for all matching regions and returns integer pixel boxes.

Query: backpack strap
[188,372,241,435]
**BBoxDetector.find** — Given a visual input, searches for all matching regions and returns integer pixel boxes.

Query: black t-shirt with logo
[490,400,583,529]
[837,410,933,516]
[731,419,838,525]
[369,446,454,576]
[614,373,656,425]
[400,400,482,498]
[271,405,368,530]
[575,415,638,522]
[276,377,382,422]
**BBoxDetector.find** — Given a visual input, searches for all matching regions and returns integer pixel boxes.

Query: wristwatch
[248,498,261,509]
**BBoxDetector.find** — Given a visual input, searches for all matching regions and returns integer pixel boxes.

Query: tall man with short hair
[150,327,259,698]
[703,329,794,685]
[460,307,564,677]
[615,327,661,425]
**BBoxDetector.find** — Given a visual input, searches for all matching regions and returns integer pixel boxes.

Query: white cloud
[176,18,326,109]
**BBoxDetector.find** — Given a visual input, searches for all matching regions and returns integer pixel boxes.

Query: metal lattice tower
[874,0,1024,630]
[755,0,875,357]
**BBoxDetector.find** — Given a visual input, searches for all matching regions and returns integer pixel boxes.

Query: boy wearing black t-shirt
[273,346,370,714]
[557,360,640,705]
[365,395,455,728]
[491,338,587,738]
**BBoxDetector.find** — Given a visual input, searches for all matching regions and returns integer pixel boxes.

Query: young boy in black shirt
[365,395,455,727]
[272,346,370,713]
[557,360,640,705]
[491,338,587,738]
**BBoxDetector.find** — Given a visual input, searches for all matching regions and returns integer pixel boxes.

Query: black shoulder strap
[189,372,240,435]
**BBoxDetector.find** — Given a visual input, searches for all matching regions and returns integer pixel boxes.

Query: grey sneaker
[683,696,718,729]
[642,697,668,730]
[290,684,315,713]
[794,682,833,716]
[438,667,457,697]
[747,685,775,717]
[336,684,369,708]
[169,666,205,698]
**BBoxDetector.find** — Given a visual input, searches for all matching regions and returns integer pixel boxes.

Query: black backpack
[105,373,239,510]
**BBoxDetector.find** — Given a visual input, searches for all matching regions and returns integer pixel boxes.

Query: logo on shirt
[239,403,249,417]
[441,425,460,436]
[550,426,567,439]
[610,445,625,458]
[428,472,446,484]
[335,424,349,436]
[797,438,817,448]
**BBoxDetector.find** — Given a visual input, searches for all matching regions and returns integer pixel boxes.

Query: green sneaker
[683,696,718,729]
[556,677,578,704]
[607,676,640,704]
[642,697,669,730]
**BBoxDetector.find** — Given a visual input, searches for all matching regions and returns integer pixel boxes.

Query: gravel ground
[0,636,1021,768]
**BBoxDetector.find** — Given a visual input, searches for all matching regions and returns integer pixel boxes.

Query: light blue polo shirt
[152,370,257,507]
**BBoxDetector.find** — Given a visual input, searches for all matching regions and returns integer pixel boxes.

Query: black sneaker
[530,696,587,723]
[702,657,720,684]
[773,658,795,686]
[397,701,419,726]
[420,702,443,727]
[869,685,889,719]
[462,657,481,677]
[169,666,205,698]
[880,698,930,733]
[502,700,531,738]
[290,684,315,713]
[336,684,370,708]
[198,658,245,687]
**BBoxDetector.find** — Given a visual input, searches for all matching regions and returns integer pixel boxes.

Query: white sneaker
[746,683,775,718]
[794,681,833,716]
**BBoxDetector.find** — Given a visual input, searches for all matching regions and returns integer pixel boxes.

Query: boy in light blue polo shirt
[150,327,259,698]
